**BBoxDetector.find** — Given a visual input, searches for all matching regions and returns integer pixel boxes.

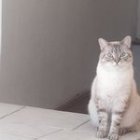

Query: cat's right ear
[98,38,108,51]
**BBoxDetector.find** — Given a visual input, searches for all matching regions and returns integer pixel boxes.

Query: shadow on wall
[57,90,90,114]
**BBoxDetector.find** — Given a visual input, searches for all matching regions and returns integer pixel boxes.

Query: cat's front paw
[108,133,119,140]
[96,127,108,138]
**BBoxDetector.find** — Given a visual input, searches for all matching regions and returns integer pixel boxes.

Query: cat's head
[98,36,133,67]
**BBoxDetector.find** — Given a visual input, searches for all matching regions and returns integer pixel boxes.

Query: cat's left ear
[121,36,132,48]
[98,38,108,51]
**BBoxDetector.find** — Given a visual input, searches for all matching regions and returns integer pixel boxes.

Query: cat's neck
[97,61,134,77]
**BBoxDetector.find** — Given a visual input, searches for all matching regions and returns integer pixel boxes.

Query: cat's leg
[96,110,109,138]
[95,99,109,138]
[108,95,130,140]
[108,111,123,140]
[108,101,129,140]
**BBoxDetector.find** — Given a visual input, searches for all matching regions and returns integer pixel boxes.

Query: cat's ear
[121,36,132,48]
[98,38,108,50]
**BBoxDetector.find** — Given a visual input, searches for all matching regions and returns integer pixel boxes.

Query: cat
[88,36,140,140]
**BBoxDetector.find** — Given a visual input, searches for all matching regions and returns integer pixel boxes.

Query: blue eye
[121,53,127,58]
[107,54,113,58]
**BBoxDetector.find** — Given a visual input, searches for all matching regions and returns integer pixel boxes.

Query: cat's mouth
[112,62,120,66]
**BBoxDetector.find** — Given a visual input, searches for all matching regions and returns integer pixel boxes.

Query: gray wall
[0,0,137,109]
[133,45,140,93]
[136,0,140,38]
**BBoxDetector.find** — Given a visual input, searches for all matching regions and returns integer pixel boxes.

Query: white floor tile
[39,130,102,140]
[0,103,23,118]
[0,107,89,130]
[0,133,32,140]
[74,120,96,132]
[0,123,61,139]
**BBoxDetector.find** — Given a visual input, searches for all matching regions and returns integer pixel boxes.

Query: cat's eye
[120,53,128,58]
[107,53,113,58]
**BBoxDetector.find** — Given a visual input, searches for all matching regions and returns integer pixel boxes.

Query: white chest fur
[96,63,133,102]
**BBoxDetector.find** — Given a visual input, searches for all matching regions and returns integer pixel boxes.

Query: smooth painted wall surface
[0,0,137,109]
[0,0,2,55]
[133,45,140,93]
[136,0,140,38]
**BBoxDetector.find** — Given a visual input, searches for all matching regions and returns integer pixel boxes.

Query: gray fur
[100,42,132,65]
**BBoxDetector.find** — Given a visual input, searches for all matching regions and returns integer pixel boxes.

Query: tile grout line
[34,129,63,140]
[0,106,26,120]
[72,119,90,130]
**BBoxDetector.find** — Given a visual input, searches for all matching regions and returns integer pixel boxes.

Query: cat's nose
[115,58,120,64]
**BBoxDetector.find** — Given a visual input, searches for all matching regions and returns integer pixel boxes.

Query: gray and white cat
[88,36,140,140]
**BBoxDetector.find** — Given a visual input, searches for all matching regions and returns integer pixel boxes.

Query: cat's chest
[96,69,132,97]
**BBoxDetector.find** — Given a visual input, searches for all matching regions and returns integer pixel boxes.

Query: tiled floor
[0,103,139,140]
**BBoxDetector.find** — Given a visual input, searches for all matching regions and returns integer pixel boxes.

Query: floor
[0,103,139,140]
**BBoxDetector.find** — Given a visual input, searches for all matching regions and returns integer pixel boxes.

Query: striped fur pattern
[88,36,140,140]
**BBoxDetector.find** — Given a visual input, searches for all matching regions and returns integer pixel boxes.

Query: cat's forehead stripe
[110,44,122,54]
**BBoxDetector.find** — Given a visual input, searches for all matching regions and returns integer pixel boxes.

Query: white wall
[0,0,137,109]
